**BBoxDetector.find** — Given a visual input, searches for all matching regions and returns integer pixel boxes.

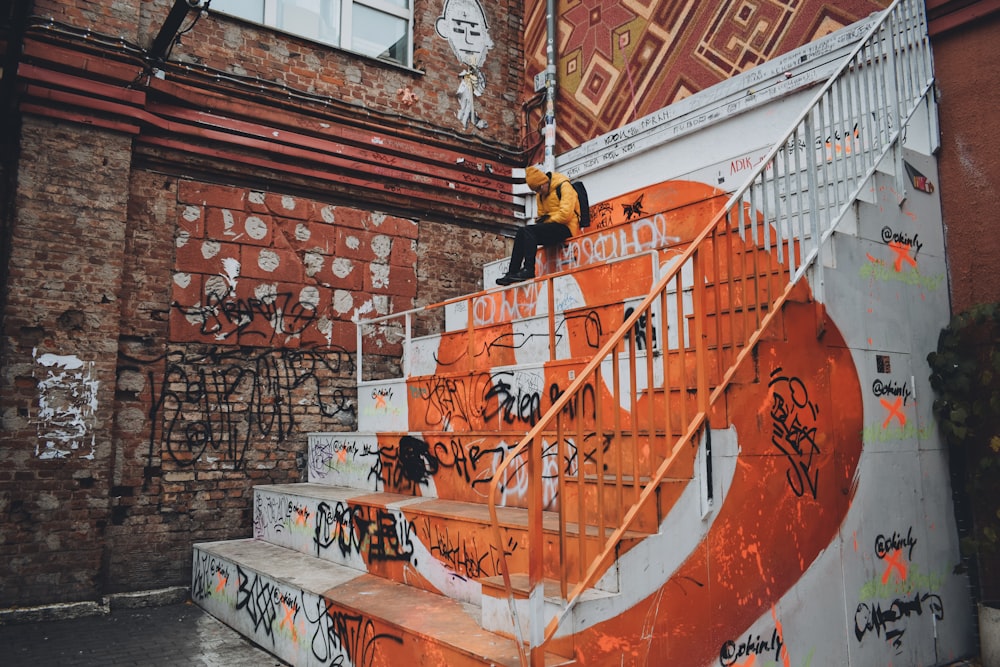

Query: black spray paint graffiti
[191,551,232,602]
[369,435,441,493]
[172,283,319,344]
[138,347,354,471]
[719,627,785,666]
[310,436,381,480]
[433,310,604,368]
[234,564,404,666]
[423,517,519,580]
[302,595,403,667]
[768,368,821,499]
[875,526,917,561]
[623,305,659,352]
[855,591,944,652]
[412,371,596,431]
[313,500,416,562]
[254,493,312,538]
[372,432,604,510]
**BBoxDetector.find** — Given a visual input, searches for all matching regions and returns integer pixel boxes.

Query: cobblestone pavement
[0,600,288,667]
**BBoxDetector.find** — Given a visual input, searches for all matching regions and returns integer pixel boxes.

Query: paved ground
[0,598,985,667]
[0,600,287,667]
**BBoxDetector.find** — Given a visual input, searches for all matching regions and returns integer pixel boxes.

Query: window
[211,0,412,67]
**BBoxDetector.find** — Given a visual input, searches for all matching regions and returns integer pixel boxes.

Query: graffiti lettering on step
[423,517,518,579]
[554,214,680,272]
[623,305,659,352]
[191,551,232,602]
[313,500,416,563]
[375,435,440,492]
[854,591,944,652]
[235,564,282,644]
[139,346,354,472]
[484,371,544,426]
[254,493,312,539]
[768,368,821,499]
[310,435,381,483]
[719,627,785,666]
[302,595,403,667]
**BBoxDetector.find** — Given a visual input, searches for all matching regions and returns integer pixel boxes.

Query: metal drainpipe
[543,0,557,173]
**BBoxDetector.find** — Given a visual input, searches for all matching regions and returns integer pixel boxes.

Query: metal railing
[485,0,935,663]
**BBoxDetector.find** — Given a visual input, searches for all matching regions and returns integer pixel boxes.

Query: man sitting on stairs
[497,165,581,285]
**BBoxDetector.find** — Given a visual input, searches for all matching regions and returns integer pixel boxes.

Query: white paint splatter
[245,216,268,240]
[331,257,354,278]
[257,249,280,273]
[303,252,324,277]
[333,289,354,314]
[221,258,241,291]
[370,263,390,289]
[281,195,296,210]
[345,235,360,251]
[255,283,278,303]
[320,206,335,223]
[299,286,320,310]
[370,211,387,226]
[205,275,229,301]
[182,205,201,222]
[32,350,98,460]
[173,272,192,289]
[371,235,391,259]
[201,241,221,259]
[249,191,266,204]
[221,209,237,236]
[295,223,311,241]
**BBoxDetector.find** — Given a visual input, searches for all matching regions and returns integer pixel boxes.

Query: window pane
[351,5,408,65]
[211,0,265,22]
[276,0,341,47]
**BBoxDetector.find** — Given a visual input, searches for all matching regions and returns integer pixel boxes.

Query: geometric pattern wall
[523,0,890,153]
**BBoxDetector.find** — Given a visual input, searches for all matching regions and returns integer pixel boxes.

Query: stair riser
[251,486,619,599]
[192,546,516,667]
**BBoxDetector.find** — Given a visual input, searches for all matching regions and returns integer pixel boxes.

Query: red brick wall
[932,13,1000,314]
[0,116,133,603]
[1,0,519,606]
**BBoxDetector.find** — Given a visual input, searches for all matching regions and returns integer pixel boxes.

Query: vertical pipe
[543,0,558,173]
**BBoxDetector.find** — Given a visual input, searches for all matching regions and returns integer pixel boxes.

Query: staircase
[192,1,941,665]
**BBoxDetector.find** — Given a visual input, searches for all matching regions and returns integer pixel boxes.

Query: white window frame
[212,0,413,68]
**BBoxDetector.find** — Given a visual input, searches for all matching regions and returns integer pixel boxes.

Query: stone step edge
[195,539,574,667]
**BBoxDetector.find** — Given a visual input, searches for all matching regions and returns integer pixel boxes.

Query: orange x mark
[214,571,227,594]
[888,241,917,272]
[374,394,387,409]
[882,548,908,584]
[280,600,299,642]
[881,397,906,428]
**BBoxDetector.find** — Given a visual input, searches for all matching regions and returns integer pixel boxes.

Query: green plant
[928,302,1000,601]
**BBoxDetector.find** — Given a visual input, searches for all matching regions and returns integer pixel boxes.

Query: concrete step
[250,483,650,600]
[193,538,575,667]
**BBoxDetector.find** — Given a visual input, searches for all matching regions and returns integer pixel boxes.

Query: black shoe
[496,273,518,286]
[510,268,535,282]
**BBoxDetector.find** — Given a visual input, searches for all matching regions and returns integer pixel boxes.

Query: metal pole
[543,0,557,173]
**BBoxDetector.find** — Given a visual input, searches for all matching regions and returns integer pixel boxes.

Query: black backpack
[556,180,591,229]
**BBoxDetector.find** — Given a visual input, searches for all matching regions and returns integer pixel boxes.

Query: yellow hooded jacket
[525,166,580,237]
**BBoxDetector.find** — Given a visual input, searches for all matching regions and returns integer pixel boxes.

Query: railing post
[528,433,544,666]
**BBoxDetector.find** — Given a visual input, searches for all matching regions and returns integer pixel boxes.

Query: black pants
[508,222,571,275]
